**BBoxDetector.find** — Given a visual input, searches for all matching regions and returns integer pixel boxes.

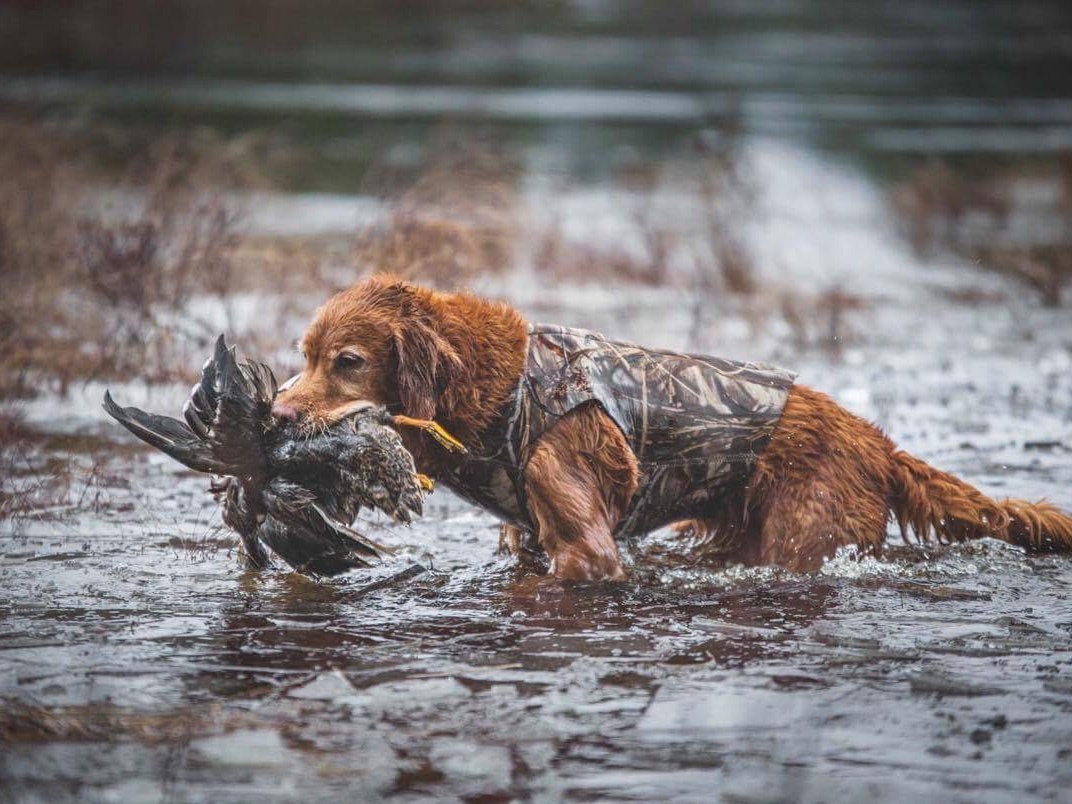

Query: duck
[103,335,464,577]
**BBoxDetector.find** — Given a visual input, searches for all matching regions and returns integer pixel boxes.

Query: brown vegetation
[0,123,261,395]
[890,157,1072,306]
[532,216,675,286]
[354,141,518,288]
[0,388,116,526]
[0,700,251,744]
[780,288,870,357]
[974,244,1072,308]
[531,148,759,295]
[6,123,345,397]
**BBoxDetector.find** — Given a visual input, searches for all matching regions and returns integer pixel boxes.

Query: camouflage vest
[439,324,796,538]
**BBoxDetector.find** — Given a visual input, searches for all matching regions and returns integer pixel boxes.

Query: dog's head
[273,276,462,427]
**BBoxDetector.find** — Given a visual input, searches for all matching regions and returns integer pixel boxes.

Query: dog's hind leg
[751,477,889,571]
[523,404,639,581]
[748,385,893,571]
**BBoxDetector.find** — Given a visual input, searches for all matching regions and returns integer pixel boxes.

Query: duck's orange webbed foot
[391,415,468,454]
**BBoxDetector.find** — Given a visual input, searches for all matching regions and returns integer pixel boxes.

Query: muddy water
[3,137,1072,800]
[4,269,1072,803]
[2,435,1072,802]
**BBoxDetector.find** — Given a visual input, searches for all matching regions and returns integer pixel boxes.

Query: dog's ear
[392,317,462,420]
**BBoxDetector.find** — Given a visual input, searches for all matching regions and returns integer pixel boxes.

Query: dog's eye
[334,351,365,371]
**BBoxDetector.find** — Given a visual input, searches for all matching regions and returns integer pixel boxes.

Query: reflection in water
[4,441,1070,800]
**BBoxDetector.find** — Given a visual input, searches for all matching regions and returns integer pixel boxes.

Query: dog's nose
[271,401,300,422]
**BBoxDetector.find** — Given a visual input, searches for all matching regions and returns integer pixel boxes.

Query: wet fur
[280,276,1072,579]
[279,275,527,471]
[680,385,1072,571]
[524,403,639,580]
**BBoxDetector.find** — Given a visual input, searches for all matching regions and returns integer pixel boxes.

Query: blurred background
[2,0,1072,396]
[3,4,1072,801]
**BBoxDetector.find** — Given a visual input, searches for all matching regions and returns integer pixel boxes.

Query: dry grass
[354,141,519,288]
[0,122,267,396]
[0,408,134,524]
[972,244,1072,308]
[890,158,1010,258]
[0,122,85,396]
[0,700,254,745]
[531,144,759,295]
[0,411,79,526]
[532,217,675,286]
[0,411,45,520]
[890,157,1071,306]
[780,288,870,356]
[695,146,758,296]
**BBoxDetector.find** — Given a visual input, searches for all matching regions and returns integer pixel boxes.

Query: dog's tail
[889,449,1072,552]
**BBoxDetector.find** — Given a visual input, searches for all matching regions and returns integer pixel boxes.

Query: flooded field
[3,471,1072,802]
[3,1,1072,801]
[4,213,1072,800]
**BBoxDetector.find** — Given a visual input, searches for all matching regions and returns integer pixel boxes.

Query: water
[3,0,1072,190]
[4,203,1072,798]
[4,2,1072,800]
[2,437,1072,801]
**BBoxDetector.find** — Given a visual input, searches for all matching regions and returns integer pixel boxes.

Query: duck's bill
[278,372,302,393]
[323,401,468,455]
[325,399,380,423]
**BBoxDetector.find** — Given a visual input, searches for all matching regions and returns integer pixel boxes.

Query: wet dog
[273,275,1072,580]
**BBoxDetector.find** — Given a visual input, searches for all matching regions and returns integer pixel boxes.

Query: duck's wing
[308,502,392,559]
[102,391,231,474]
[106,334,278,481]
[256,478,391,576]
[182,345,223,439]
[184,335,276,475]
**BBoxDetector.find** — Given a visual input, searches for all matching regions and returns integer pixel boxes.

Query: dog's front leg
[522,405,639,581]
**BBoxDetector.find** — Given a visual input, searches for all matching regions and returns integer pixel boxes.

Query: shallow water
[2,435,1072,802]
[4,2,1072,795]
[4,239,1072,801]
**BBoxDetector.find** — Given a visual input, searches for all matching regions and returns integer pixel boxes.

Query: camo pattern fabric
[439,324,797,538]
